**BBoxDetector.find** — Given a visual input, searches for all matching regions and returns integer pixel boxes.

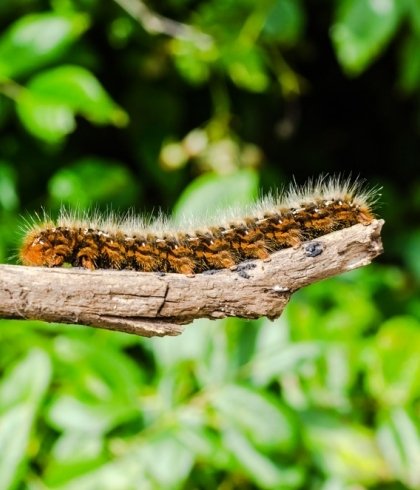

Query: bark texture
[0,220,384,337]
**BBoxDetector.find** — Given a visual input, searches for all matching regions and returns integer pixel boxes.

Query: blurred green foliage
[0,0,419,489]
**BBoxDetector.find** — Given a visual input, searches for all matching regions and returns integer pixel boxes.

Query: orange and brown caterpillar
[19,177,379,275]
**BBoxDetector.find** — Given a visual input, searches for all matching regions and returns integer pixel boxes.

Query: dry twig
[0,220,384,337]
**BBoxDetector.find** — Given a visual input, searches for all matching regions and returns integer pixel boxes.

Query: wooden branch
[0,220,384,337]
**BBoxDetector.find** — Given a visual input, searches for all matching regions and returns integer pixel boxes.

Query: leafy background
[0,0,419,489]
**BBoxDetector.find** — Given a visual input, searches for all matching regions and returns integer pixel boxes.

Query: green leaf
[399,34,420,93]
[196,0,253,44]
[27,65,128,125]
[140,432,195,488]
[51,432,194,490]
[304,414,387,485]
[0,161,19,211]
[251,337,325,386]
[211,385,296,452]
[53,336,144,402]
[16,65,128,143]
[48,157,139,207]
[223,428,304,489]
[0,349,51,490]
[222,44,269,92]
[287,277,380,342]
[47,395,136,435]
[407,0,420,34]
[0,348,51,409]
[364,316,420,406]
[0,406,33,490]
[171,38,215,85]
[263,0,305,45]
[51,455,147,490]
[150,318,213,370]
[377,408,420,489]
[0,13,89,78]
[45,432,106,486]
[16,90,75,143]
[331,0,405,76]
[47,337,143,435]
[173,169,259,222]
[175,417,231,467]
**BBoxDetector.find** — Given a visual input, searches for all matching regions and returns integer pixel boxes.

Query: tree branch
[0,220,384,337]
[113,0,212,46]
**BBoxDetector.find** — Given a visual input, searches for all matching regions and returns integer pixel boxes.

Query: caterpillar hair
[19,176,380,275]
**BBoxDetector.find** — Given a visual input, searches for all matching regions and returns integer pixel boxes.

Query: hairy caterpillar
[19,177,379,275]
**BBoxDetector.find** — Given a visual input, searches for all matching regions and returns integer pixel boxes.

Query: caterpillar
[19,176,379,275]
